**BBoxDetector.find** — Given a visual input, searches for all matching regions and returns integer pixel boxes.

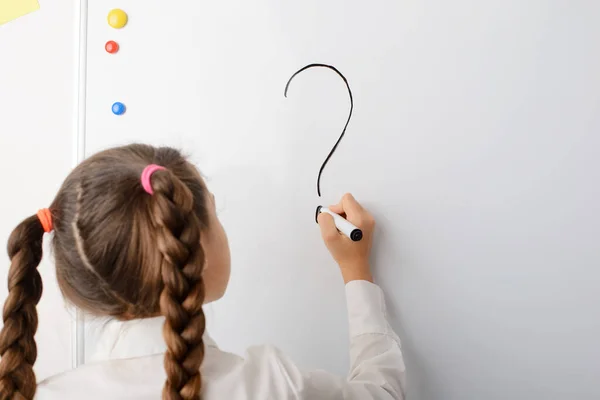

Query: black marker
[316,206,363,241]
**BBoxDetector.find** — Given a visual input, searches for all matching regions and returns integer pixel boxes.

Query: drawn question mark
[284,63,354,198]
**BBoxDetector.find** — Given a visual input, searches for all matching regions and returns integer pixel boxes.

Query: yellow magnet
[107,9,128,29]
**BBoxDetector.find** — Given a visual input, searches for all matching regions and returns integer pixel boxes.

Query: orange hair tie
[37,208,53,233]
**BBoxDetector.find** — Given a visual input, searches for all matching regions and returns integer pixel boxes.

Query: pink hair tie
[141,164,166,195]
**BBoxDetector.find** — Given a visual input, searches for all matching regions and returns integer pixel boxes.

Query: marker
[316,206,363,241]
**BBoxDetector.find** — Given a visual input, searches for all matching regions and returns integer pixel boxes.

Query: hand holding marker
[317,194,375,284]
[316,206,363,241]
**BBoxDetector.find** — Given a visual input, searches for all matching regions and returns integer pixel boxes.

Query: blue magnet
[112,102,126,115]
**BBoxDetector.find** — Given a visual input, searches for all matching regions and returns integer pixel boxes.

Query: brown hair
[0,144,209,399]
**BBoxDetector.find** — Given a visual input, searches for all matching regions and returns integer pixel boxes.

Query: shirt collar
[88,316,218,363]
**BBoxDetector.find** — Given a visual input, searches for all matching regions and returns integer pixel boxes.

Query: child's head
[0,144,230,399]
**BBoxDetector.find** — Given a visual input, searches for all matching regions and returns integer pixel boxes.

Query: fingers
[340,193,363,215]
[317,212,341,244]
[330,193,359,214]
[328,203,345,216]
[329,193,369,227]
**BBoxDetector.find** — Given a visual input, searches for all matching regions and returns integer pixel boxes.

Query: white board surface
[84,2,600,399]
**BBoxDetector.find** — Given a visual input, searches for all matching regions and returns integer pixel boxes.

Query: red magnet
[105,40,119,54]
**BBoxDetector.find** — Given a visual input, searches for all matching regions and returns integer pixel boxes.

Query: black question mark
[284,63,354,198]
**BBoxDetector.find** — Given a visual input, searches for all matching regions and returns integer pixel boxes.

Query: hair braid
[148,169,206,400]
[0,216,45,400]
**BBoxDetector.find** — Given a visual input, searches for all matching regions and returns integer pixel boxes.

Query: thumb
[318,212,341,244]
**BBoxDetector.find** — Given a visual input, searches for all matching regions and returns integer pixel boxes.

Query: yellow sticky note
[0,0,40,25]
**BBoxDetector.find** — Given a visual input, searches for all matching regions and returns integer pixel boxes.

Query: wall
[0,1,75,380]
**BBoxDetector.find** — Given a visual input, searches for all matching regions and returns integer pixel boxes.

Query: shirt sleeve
[252,281,405,400]
[342,280,406,399]
[237,281,406,400]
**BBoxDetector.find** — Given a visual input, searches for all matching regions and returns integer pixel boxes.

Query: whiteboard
[83,1,600,399]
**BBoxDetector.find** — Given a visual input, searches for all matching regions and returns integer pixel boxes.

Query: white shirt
[36,281,406,399]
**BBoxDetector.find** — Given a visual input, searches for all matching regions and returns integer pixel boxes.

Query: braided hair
[0,144,210,399]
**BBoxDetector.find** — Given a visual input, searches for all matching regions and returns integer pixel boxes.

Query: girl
[0,144,405,399]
